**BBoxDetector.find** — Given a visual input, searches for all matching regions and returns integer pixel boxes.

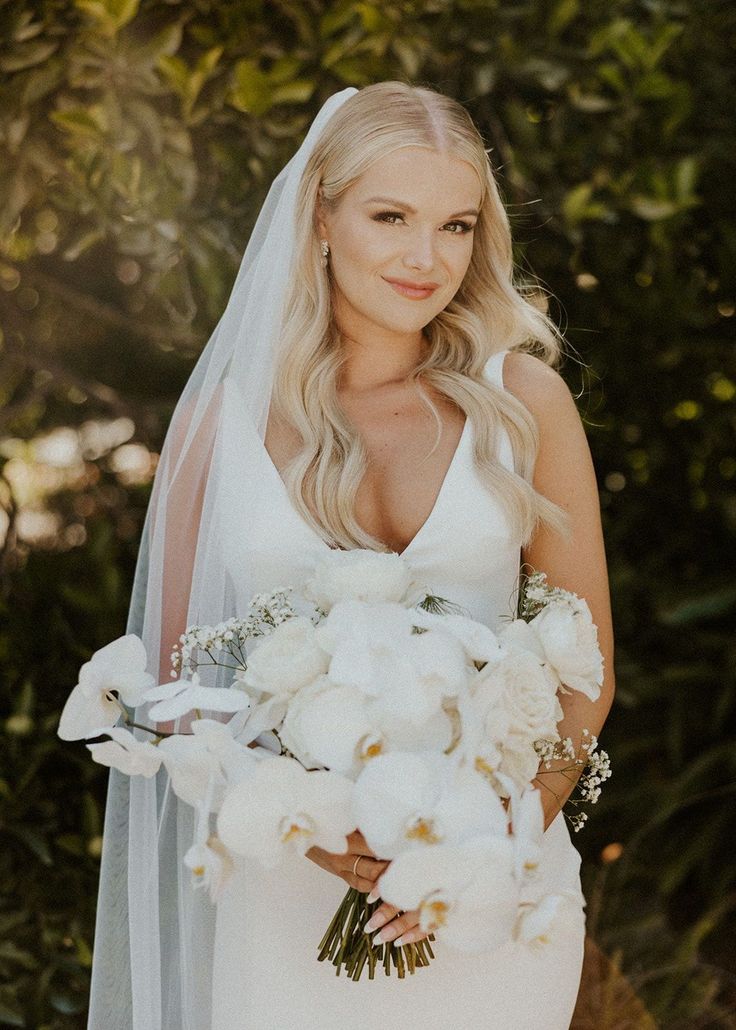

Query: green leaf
[319,0,359,38]
[657,583,736,625]
[548,0,579,37]
[270,80,315,106]
[229,59,273,116]
[74,0,140,35]
[128,21,183,68]
[50,106,108,139]
[0,941,38,971]
[562,182,609,224]
[0,39,59,73]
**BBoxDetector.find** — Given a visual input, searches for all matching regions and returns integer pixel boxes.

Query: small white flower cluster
[577,739,612,805]
[519,569,574,620]
[170,588,296,678]
[533,729,612,832]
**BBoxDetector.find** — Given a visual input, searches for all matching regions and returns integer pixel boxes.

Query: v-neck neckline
[259,414,470,558]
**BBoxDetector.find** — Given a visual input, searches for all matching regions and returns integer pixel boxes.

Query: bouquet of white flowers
[58,550,611,981]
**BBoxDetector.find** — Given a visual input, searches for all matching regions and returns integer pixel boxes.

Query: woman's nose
[402,228,436,271]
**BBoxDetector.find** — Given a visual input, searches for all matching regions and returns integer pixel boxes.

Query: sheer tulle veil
[87,86,359,1030]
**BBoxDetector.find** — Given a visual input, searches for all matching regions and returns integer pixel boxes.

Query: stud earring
[320,239,330,267]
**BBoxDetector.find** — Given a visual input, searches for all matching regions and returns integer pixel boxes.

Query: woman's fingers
[365,907,428,946]
[363,900,399,933]
[347,854,389,890]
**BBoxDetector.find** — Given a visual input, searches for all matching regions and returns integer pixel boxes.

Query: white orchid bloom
[216,754,355,868]
[85,725,163,777]
[377,835,520,953]
[279,675,373,774]
[527,596,604,700]
[58,634,155,741]
[183,757,236,903]
[411,608,504,665]
[514,894,572,947]
[238,616,330,698]
[183,834,235,904]
[353,752,508,859]
[316,603,467,726]
[189,717,265,785]
[314,600,415,696]
[142,672,251,722]
[504,783,545,881]
[157,733,230,809]
[375,706,454,756]
[376,627,469,724]
[303,549,414,609]
[230,685,288,741]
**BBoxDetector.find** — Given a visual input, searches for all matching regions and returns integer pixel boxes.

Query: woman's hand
[305,829,430,947]
[304,829,390,894]
[363,901,429,947]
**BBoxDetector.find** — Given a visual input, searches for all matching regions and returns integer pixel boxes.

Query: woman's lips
[384,278,438,299]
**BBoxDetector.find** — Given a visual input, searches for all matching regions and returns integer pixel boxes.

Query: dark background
[0,1,734,1026]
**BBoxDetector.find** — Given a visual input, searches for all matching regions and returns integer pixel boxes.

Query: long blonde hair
[270,81,571,551]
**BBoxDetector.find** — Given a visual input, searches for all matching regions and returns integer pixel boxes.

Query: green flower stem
[317,886,437,981]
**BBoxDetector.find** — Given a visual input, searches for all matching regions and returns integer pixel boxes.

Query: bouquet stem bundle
[318,888,435,978]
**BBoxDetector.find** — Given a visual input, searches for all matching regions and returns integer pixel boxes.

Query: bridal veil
[87,86,358,1030]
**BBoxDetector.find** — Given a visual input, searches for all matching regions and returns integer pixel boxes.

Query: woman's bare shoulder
[502,349,574,418]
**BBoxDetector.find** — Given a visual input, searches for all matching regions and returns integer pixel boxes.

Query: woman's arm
[504,351,616,832]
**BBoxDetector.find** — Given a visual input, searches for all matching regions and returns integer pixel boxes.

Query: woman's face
[317,147,482,339]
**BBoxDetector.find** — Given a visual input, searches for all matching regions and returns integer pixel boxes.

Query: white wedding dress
[211,348,587,1029]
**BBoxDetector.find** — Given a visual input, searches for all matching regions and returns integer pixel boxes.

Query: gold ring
[352,855,363,877]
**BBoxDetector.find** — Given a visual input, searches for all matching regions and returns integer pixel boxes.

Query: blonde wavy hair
[270,80,571,552]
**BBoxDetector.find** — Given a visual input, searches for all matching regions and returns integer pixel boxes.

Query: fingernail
[364,912,386,933]
[373,926,396,945]
[367,888,380,903]
[394,935,407,946]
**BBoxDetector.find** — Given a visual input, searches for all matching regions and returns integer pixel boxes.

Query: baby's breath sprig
[533,729,612,832]
[518,567,579,621]
[169,587,297,679]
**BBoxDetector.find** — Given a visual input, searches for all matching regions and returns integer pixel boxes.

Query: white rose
[240,616,329,698]
[303,549,413,609]
[478,651,560,742]
[528,596,604,701]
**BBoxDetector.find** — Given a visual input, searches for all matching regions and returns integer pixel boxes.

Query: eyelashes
[372,211,475,234]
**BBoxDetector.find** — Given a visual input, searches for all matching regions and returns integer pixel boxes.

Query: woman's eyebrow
[363,196,479,218]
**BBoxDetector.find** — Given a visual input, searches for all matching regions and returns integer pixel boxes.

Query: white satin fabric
[212,348,586,1029]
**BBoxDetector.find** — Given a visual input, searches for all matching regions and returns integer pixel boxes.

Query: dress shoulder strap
[483,348,511,390]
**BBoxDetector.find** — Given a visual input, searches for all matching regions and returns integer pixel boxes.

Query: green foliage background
[0,0,734,1026]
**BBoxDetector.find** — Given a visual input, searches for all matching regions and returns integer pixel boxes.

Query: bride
[88,82,615,1029]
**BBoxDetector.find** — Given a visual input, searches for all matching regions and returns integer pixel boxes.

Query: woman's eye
[373,211,404,225]
[372,212,474,234]
[446,220,475,234]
